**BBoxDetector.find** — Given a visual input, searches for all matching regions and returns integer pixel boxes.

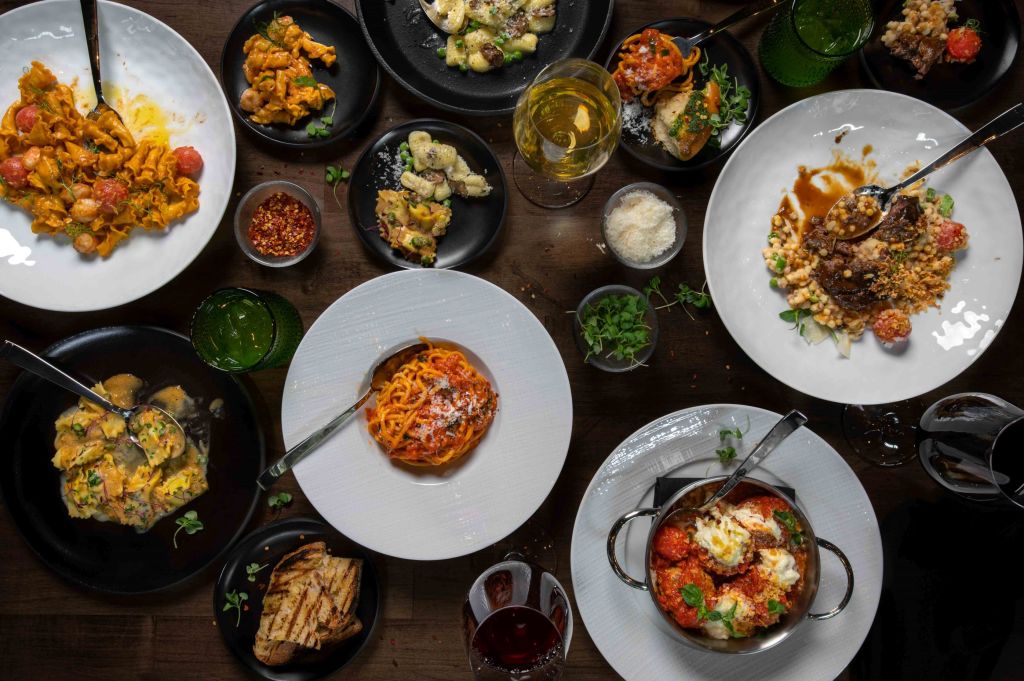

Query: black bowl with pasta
[604,18,761,172]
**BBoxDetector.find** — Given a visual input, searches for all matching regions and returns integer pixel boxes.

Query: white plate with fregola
[0,0,234,312]
[704,89,1022,405]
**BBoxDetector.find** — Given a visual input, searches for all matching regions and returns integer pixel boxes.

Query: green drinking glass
[758,0,874,87]
[190,288,304,373]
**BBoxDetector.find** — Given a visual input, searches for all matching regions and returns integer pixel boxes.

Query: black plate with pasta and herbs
[604,18,760,172]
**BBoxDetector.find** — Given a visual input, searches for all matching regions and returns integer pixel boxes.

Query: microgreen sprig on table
[173,510,203,549]
[574,294,652,368]
[698,53,752,149]
[268,491,293,517]
[246,562,268,583]
[224,590,248,627]
[644,276,712,320]
[325,164,350,211]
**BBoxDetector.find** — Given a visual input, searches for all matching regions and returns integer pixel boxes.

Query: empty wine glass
[462,556,572,680]
[842,399,924,467]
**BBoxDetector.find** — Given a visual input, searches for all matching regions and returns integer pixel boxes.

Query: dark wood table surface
[2,1,1023,679]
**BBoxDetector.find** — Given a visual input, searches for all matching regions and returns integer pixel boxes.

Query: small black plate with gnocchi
[347,119,508,270]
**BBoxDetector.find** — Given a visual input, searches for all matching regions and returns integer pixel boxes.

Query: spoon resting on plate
[257,341,429,490]
[0,340,186,463]
[825,101,1024,241]
[80,0,126,127]
[661,409,808,526]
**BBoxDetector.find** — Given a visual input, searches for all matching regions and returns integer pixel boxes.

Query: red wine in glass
[463,559,571,680]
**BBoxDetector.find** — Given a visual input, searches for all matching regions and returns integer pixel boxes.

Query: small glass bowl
[573,284,659,373]
[601,182,686,269]
[234,180,321,267]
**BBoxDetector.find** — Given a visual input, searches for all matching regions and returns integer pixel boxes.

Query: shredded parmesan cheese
[605,189,677,263]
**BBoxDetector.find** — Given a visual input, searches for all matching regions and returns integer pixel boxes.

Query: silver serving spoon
[662,409,808,525]
[257,341,430,490]
[1,340,186,462]
[419,0,459,33]
[828,102,1024,241]
[81,0,126,127]
[673,0,787,57]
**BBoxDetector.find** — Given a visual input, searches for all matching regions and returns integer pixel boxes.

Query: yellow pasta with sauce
[0,62,203,257]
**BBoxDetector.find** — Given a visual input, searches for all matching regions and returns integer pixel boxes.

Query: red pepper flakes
[248,192,315,257]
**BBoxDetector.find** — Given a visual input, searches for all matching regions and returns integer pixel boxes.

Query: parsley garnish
[772,509,804,546]
[172,510,203,549]
[716,446,737,464]
[325,163,350,211]
[87,470,102,487]
[575,294,652,368]
[223,590,248,627]
[254,11,285,48]
[268,491,293,511]
[246,562,268,582]
[698,53,752,147]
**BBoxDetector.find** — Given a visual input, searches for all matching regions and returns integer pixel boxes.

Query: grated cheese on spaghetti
[605,189,677,263]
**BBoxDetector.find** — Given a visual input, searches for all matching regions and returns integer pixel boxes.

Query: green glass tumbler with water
[759,0,874,87]
[190,288,304,372]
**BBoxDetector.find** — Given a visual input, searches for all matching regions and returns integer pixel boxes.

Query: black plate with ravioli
[860,0,1020,111]
[213,518,379,681]
[348,118,507,270]
[355,0,614,116]
[0,326,265,595]
[604,18,761,172]
[220,0,381,148]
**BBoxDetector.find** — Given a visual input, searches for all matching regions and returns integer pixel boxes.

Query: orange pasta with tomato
[366,340,498,466]
[612,29,702,106]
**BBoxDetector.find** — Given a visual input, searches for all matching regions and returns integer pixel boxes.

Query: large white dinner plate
[0,0,235,312]
[704,90,1022,405]
[282,270,573,561]
[572,405,883,681]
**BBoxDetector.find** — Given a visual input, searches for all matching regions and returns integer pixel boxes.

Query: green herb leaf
[71,422,86,436]
[576,294,652,367]
[938,193,954,218]
[716,446,737,464]
[246,562,268,582]
[680,583,704,608]
[224,590,249,627]
[926,187,937,202]
[173,510,203,548]
[87,470,102,487]
[768,599,786,615]
[268,492,293,511]
[292,75,319,88]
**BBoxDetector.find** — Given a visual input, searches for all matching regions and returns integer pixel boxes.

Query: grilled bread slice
[319,556,362,632]
[253,542,338,665]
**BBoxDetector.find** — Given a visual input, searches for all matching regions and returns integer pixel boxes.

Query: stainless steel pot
[606,476,854,654]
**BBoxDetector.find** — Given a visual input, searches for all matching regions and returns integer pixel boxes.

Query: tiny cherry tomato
[15,104,40,133]
[172,146,203,176]
[946,26,982,62]
[936,220,968,252]
[93,178,128,214]
[0,156,29,189]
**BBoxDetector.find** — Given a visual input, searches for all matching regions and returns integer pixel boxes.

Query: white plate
[704,90,1022,405]
[0,0,235,312]
[571,405,883,681]
[282,269,573,561]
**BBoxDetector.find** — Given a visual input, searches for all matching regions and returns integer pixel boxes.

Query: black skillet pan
[860,0,1020,111]
[0,326,265,595]
[356,0,615,115]
[604,18,761,172]
[221,0,381,148]
[348,118,507,270]
[213,517,380,681]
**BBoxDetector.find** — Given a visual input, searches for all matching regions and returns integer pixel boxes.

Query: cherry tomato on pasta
[93,178,128,214]
[172,146,203,176]
[0,156,29,189]
[15,104,40,133]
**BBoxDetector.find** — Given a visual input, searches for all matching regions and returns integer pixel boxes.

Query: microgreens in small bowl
[572,285,658,373]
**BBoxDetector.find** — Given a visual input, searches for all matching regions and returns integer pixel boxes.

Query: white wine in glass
[513,59,621,208]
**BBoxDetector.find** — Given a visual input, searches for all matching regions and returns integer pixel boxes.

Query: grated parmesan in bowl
[602,183,686,269]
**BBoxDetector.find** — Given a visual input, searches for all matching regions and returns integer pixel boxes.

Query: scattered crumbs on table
[596,242,607,254]
[725,364,731,370]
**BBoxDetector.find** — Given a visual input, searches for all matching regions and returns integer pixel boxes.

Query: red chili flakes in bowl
[247,192,315,257]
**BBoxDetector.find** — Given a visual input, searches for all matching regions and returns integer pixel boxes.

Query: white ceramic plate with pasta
[281,269,573,561]
[704,90,1022,405]
[0,0,234,312]
[572,404,883,681]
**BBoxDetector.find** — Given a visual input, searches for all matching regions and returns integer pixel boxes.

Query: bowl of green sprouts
[573,285,658,372]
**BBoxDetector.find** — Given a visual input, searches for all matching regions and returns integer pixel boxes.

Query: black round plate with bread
[213,517,379,681]
[0,326,265,595]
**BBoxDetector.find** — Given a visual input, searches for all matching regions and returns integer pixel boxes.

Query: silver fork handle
[81,0,104,104]
[702,409,808,509]
[256,392,370,491]
[897,102,1024,192]
[1,340,123,416]
[685,0,787,47]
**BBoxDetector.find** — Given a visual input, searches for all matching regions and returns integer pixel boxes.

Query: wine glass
[512,58,622,209]
[842,399,924,467]
[462,557,572,680]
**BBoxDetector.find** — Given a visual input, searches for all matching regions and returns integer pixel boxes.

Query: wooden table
[2,1,1023,679]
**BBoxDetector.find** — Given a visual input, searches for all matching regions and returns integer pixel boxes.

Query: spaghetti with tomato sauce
[366,341,498,466]
[612,29,701,105]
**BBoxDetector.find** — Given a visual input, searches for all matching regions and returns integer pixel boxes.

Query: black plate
[221,0,381,148]
[213,518,380,681]
[860,0,1020,111]
[0,326,265,595]
[356,0,614,115]
[348,118,507,270]
[604,18,761,172]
